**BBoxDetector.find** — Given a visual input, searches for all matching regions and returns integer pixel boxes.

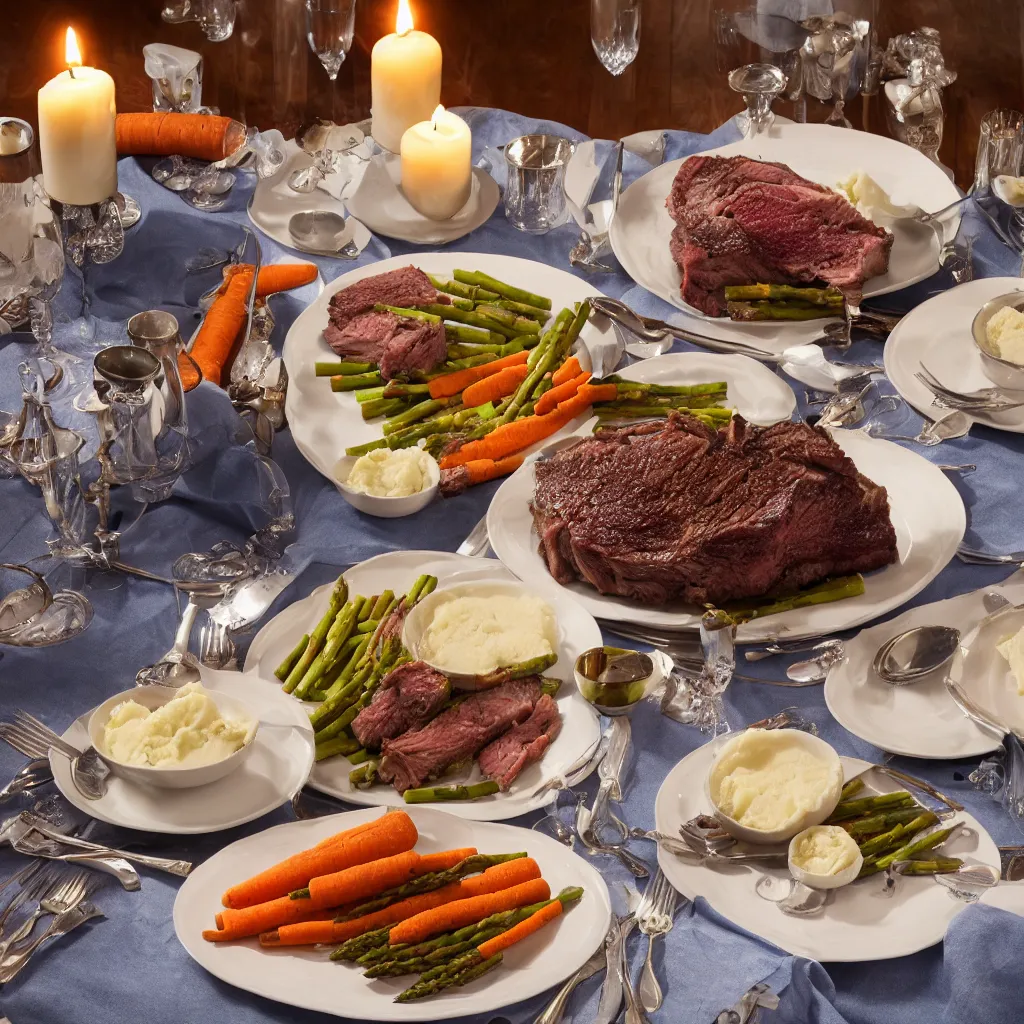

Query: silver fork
[0,865,57,939]
[915,368,1023,411]
[0,869,87,958]
[455,514,490,557]
[0,717,109,800]
[198,618,236,669]
[0,900,104,983]
[635,870,678,1012]
[957,544,1024,565]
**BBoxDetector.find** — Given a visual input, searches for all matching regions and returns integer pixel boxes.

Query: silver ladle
[873,625,961,685]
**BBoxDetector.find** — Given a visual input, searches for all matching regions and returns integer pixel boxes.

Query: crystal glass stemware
[305,0,357,81]
[729,63,787,138]
[591,0,641,76]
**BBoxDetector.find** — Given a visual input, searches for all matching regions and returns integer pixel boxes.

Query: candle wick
[68,65,76,79]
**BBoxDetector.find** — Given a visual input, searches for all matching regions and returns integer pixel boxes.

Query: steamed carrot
[555,382,617,418]
[534,370,591,416]
[191,267,253,388]
[115,112,236,160]
[428,350,529,399]
[262,857,542,947]
[464,454,525,485]
[462,364,530,407]
[307,848,476,910]
[177,350,202,391]
[203,897,337,941]
[551,355,583,388]
[439,411,566,469]
[387,877,551,946]
[220,811,417,909]
[476,899,563,958]
[255,263,318,296]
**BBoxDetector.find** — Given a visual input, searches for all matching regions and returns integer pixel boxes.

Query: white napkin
[780,344,865,392]
[578,323,625,379]
[317,136,375,202]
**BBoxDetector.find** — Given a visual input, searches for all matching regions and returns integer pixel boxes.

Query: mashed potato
[102,683,254,767]
[344,449,432,498]
[836,171,915,223]
[985,305,1024,366]
[789,825,861,876]
[419,594,555,675]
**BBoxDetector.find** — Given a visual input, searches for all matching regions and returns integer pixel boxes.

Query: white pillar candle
[400,105,472,220]
[370,0,442,154]
[37,28,117,206]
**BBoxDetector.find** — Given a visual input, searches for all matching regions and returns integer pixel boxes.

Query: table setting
[4,3,1024,1024]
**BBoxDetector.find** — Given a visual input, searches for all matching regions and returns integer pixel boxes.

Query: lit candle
[400,105,472,220]
[37,27,117,206]
[371,0,442,154]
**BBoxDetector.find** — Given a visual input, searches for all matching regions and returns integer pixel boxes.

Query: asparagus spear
[275,633,309,681]
[727,301,841,322]
[331,371,383,392]
[452,270,552,311]
[309,661,373,729]
[316,735,361,761]
[373,304,442,324]
[344,438,388,457]
[294,597,364,699]
[361,397,409,421]
[871,823,962,872]
[283,579,348,694]
[485,298,551,324]
[889,857,963,876]
[383,398,450,435]
[369,591,395,620]
[723,284,845,305]
[472,653,559,690]
[316,360,374,376]
[403,781,500,803]
[427,274,500,303]
[840,778,865,801]
[498,318,565,424]
[845,807,938,838]
[386,415,456,450]
[349,761,379,789]
[444,324,504,347]
[348,747,372,765]
[382,382,432,399]
[355,386,388,403]
[446,341,507,357]
[826,791,915,822]
[364,931,504,977]
[419,303,519,339]
[713,574,867,625]
[473,305,542,335]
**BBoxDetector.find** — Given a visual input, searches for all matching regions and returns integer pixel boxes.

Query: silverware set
[915,366,1024,413]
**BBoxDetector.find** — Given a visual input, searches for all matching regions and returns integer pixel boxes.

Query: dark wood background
[3,0,1021,188]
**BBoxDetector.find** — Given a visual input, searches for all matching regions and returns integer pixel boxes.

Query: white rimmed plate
[282,252,611,488]
[824,583,1023,759]
[487,426,965,642]
[244,550,602,819]
[654,748,999,961]
[610,124,960,349]
[49,667,314,834]
[173,806,611,1022]
[884,276,1024,434]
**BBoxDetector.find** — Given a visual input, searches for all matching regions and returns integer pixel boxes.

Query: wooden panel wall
[2,0,1021,188]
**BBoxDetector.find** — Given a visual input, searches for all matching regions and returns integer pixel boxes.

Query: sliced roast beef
[379,319,447,380]
[666,155,893,316]
[477,694,562,791]
[530,412,898,607]
[324,311,400,361]
[327,266,440,327]
[378,677,542,793]
[351,661,450,750]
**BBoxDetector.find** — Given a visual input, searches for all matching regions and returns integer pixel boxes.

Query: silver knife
[594,913,633,1024]
[456,514,489,557]
[612,140,624,216]
[533,942,607,1024]
[586,716,631,842]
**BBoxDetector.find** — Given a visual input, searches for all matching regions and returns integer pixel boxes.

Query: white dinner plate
[884,277,1024,434]
[611,124,960,347]
[487,426,965,642]
[824,582,1024,759]
[50,668,314,834]
[950,604,1024,735]
[282,252,612,489]
[173,806,612,1021]
[612,351,796,426]
[245,550,602,819]
[654,747,999,962]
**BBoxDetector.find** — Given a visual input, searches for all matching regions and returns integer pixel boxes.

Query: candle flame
[431,105,445,129]
[65,26,82,68]
[395,0,413,36]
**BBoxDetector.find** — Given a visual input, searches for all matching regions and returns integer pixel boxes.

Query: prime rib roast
[378,677,548,793]
[666,155,893,316]
[323,265,447,379]
[530,412,898,607]
[351,661,450,750]
[476,694,562,791]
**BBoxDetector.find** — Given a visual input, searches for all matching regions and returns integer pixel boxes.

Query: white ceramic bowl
[970,291,1024,391]
[705,728,844,845]
[787,825,864,890]
[87,685,258,790]
[402,579,558,690]
[333,451,440,518]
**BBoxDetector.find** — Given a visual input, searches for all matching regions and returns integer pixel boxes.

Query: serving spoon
[873,625,961,685]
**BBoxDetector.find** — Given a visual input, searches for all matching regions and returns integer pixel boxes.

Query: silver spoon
[873,625,961,685]
[753,875,829,916]
[288,211,359,260]
[932,862,1001,902]
[786,641,846,683]
[867,409,972,446]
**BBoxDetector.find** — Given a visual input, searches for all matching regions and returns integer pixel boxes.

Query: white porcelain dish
[173,806,612,1022]
[245,550,602,819]
[884,277,1024,434]
[611,124,961,334]
[970,290,1024,391]
[787,826,863,890]
[50,667,314,834]
[655,750,999,961]
[487,426,966,641]
[333,451,440,518]
[282,252,611,487]
[87,685,257,790]
[951,605,1024,736]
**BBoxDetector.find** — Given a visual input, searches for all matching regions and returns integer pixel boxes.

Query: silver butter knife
[594,913,633,1024]
[456,515,489,557]
[533,941,607,1024]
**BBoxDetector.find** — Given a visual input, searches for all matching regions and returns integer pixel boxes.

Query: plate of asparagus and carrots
[175,806,611,1021]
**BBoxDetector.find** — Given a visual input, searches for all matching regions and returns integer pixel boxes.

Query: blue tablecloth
[1,108,1023,1024]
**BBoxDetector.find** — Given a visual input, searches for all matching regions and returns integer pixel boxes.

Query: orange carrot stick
[255,263,318,296]
[464,454,525,485]
[190,267,253,388]
[555,382,617,418]
[115,113,236,160]
[462,364,530,407]
[203,897,337,941]
[476,899,563,958]
[387,877,551,947]
[428,350,529,400]
[220,811,417,909]
[551,355,583,388]
[534,371,591,416]
[262,857,541,947]
[439,410,566,469]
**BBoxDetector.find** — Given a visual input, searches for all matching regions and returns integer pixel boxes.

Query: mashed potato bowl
[88,685,258,790]
[705,728,844,845]
[333,451,440,518]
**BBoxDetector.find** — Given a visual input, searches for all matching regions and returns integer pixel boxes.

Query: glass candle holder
[503,135,573,234]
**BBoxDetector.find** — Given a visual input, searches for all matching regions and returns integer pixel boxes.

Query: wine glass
[591,0,641,76]
[305,0,357,81]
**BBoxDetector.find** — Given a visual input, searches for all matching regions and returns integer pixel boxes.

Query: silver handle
[621,926,651,1024]
[533,967,584,1024]
[32,830,192,877]
[170,599,201,659]
[589,778,616,837]
[612,846,651,879]
[944,679,1008,738]
[0,906,101,983]
[594,922,626,1024]
[638,934,663,1012]
[0,907,43,958]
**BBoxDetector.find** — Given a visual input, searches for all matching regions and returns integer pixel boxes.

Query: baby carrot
[428,350,529,399]
[550,355,583,388]
[438,411,565,469]
[475,899,563,958]
[465,454,524,485]
[203,898,337,941]
[461,364,530,407]
[220,810,417,909]
[254,263,318,296]
[190,267,252,388]
[387,877,551,947]
[534,370,591,416]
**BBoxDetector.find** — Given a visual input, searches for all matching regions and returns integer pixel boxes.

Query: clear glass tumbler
[975,109,1024,190]
[503,135,574,235]
[591,0,641,76]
